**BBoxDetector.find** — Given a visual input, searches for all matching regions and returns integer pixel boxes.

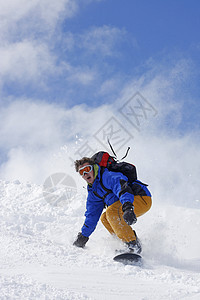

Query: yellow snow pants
[100,196,152,243]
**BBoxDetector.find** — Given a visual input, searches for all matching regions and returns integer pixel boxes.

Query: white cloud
[0,93,199,209]
[0,60,199,209]
[0,0,78,40]
[55,25,129,88]
[0,0,34,24]
[117,58,195,134]
[99,78,120,95]
[0,0,199,210]
[0,0,80,90]
[79,25,127,56]
[0,40,56,84]
[67,66,97,85]
[63,25,128,57]
[0,99,113,183]
[0,39,97,89]
[0,101,68,150]
[0,2,117,92]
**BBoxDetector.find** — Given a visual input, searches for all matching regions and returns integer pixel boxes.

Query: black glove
[73,232,89,248]
[122,202,137,225]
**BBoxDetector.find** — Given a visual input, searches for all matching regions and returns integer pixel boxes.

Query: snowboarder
[73,157,152,254]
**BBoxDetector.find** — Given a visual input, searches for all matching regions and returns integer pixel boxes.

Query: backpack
[91,151,137,183]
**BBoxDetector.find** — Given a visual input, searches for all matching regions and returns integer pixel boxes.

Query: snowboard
[113,252,142,265]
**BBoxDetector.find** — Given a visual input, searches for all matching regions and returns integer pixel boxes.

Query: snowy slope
[0,180,200,300]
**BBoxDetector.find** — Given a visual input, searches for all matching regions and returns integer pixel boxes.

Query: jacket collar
[88,164,99,187]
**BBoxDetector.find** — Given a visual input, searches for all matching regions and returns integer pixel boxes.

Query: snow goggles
[78,165,93,176]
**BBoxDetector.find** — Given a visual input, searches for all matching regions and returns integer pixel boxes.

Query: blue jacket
[81,166,151,237]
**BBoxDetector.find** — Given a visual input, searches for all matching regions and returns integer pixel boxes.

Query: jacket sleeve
[81,197,104,237]
[102,170,135,205]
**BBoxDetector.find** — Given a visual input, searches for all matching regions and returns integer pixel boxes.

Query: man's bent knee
[100,211,107,224]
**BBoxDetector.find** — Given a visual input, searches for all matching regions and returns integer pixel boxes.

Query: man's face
[78,163,95,184]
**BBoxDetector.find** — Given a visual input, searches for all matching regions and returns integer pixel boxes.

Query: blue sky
[73,0,199,57]
[1,0,199,125]
[1,0,200,109]
[0,0,200,189]
[64,0,200,116]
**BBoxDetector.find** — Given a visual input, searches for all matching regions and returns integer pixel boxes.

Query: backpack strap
[107,139,117,158]
[99,167,113,194]
[92,167,112,203]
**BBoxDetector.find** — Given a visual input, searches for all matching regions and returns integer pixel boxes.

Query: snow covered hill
[0,179,200,300]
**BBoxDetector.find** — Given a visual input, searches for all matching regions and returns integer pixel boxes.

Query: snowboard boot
[126,231,142,254]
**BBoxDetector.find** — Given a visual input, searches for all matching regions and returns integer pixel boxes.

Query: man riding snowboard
[73,156,152,253]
